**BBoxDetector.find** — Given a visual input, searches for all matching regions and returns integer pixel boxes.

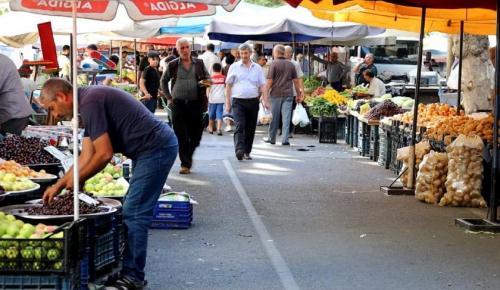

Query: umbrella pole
[71,0,80,221]
[119,41,123,82]
[408,6,426,190]
[456,21,464,114]
[69,33,73,82]
[292,33,296,60]
[134,39,138,85]
[488,0,500,222]
[307,42,311,78]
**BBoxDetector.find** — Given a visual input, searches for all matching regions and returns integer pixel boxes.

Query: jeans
[141,98,158,114]
[268,96,293,143]
[208,103,224,120]
[171,99,204,168]
[122,143,178,282]
[232,97,259,154]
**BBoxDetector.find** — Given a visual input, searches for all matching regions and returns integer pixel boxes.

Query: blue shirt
[79,86,177,160]
[225,60,265,99]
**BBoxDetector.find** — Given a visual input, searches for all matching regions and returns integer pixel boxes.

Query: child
[207,63,225,135]
[139,51,161,113]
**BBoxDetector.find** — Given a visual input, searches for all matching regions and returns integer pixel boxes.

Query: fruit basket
[0,219,86,274]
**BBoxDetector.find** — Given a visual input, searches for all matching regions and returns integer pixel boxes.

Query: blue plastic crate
[154,200,192,211]
[0,274,78,290]
[153,211,193,221]
[150,220,192,229]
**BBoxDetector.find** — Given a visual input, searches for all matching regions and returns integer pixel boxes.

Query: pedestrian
[222,53,235,77]
[284,45,304,137]
[139,51,161,113]
[40,79,178,290]
[0,53,33,136]
[225,43,267,160]
[222,53,236,133]
[161,38,210,175]
[257,55,269,78]
[138,45,156,83]
[199,43,221,75]
[57,45,71,80]
[263,45,302,146]
[297,53,310,77]
[354,53,378,85]
[312,49,346,91]
[363,70,386,97]
[207,63,225,135]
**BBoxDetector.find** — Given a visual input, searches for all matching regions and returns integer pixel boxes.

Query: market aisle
[146,128,500,290]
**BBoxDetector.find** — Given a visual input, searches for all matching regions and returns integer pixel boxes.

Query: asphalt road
[145,127,500,290]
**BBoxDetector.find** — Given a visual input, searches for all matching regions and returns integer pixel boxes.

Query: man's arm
[160,65,172,100]
[353,61,364,73]
[43,136,111,203]
[263,79,273,109]
[311,54,328,65]
[293,78,303,103]
[139,76,151,100]
[225,83,232,113]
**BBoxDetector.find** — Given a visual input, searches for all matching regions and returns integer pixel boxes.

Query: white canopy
[207,4,384,43]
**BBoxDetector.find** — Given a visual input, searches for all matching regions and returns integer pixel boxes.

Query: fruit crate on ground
[318,117,337,144]
[336,117,346,141]
[151,193,194,230]
[345,115,352,145]
[357,120,370,156]
[369,124,380,161]
[0,273,79,290]
[0,219,86,275]
[378,126,392,169]
[351,116,359,148]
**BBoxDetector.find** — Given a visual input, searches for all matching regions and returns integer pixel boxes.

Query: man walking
[40,80,178,290]
[161,38,210,174]
[312,49,346,91]
[0,53,33,137]
[225,44,267,161]
[284,46,304,136]
[264,45,302,146]
[199,43,221,75]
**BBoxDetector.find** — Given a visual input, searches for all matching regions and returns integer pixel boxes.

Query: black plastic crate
[378,127,392,169]
[352,117,359,148]
[336,117,346,140]
[319,117,337,144]
[0,220,86,275]
[369,140,379,162]
[357,121,370,156]
[0,273,79,290]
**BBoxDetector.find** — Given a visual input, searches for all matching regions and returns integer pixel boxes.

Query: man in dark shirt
[161,38,209,175]
[354,53,378,85]
[263,45,302,146]
[40,80,178,290]
[139,51,161,113]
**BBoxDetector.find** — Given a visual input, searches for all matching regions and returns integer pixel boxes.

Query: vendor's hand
[144,93,152,100]
[43,183,64,205]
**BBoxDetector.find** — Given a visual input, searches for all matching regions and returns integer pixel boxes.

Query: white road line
[223,159,300,290]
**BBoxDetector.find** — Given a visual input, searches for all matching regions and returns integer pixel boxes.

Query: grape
[27,192,104,215]
[0,136,59,165]
[364,100,404,121]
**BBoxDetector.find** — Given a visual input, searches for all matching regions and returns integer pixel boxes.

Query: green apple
[14,220,24,229]
[6,225,18,237]
[3,173,16,183]
[5,215,15,222]
[0,223,7,236]
[0,211,6,219]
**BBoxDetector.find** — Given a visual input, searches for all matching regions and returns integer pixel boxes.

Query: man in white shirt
[57,45,71,80]
[199,43,221,75]
[225,43,267,161]
[363,70,386,97]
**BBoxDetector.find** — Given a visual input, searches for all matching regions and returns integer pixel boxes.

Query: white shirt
[368,77,386,97]
[290,59,304,97]
[199,51,221,75]
[209,73,226,103]
[57,54,70,78]
[226,61,266,99]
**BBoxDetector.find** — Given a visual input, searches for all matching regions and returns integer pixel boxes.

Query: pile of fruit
[364,100,403,121]
[393,103,461,127]
[27,192,104,215]
[0,136,59,165]
[0,212,65,271]
[84,172,127,197]
[426,114,494,144]
[0,160,49,178]
[0,172,38,192]
[323,89,349,106]
[352,85,369,95]
[415,151,448,204]
[311,86,326,97]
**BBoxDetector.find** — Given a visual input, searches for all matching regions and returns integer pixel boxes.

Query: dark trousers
[141,98,157,114]
[0,117,30,136]
[171,99,204,168]
[330,81,342,92]
[232,97,259,154]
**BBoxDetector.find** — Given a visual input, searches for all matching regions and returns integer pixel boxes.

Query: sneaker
[105,275,144,290]
[282,142,290,146]
[225,125,233,132]
[243,153,252,160]
[236,150,244,161]
[262,138,275,145]
[179,166,191,174]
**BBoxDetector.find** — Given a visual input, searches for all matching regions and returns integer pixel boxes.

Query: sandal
[105,275,144,290]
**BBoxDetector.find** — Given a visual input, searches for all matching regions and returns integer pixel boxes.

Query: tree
[244,0,283,7]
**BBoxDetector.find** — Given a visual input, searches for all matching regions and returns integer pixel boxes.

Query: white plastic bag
[258,102,272,125]
[447,64,459,90]
[292,104,310,127]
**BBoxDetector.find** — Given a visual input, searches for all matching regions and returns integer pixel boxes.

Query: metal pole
[119,41,123,82]
[488,0,500,222]
[292,33,296,60]
[409,7,426,189]
[71,0,79,221]
[456,21,464,114]
[307,43,311,78]
[109,40,112,57]
[134,39,138,85]
[69,33,73,82]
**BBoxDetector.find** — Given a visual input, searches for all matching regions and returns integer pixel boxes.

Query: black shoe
[243,153,252,160]
[236,150,244,161]
[282,142,290,146]
[217,130,223,136]
[263,138,275,145]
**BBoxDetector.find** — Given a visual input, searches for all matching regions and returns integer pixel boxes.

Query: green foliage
[244,0,284,7]
[308,97,337,117]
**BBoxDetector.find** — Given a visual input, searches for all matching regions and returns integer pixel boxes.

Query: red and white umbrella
[7,0,240,20]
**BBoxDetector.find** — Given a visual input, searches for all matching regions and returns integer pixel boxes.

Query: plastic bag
[292,104,310,127]
[439,135,486,207]
[447,64,459,90]
[397,141,431,188]
[415,151,448,204]
[258,102,272,125]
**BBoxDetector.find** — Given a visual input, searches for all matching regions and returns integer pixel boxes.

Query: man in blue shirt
[40,79,178,290]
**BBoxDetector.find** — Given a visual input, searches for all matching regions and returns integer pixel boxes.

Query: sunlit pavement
[145,126,500,290]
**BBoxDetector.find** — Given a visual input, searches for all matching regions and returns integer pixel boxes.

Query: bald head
[273,45,285,58]
[284,45,293,60]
